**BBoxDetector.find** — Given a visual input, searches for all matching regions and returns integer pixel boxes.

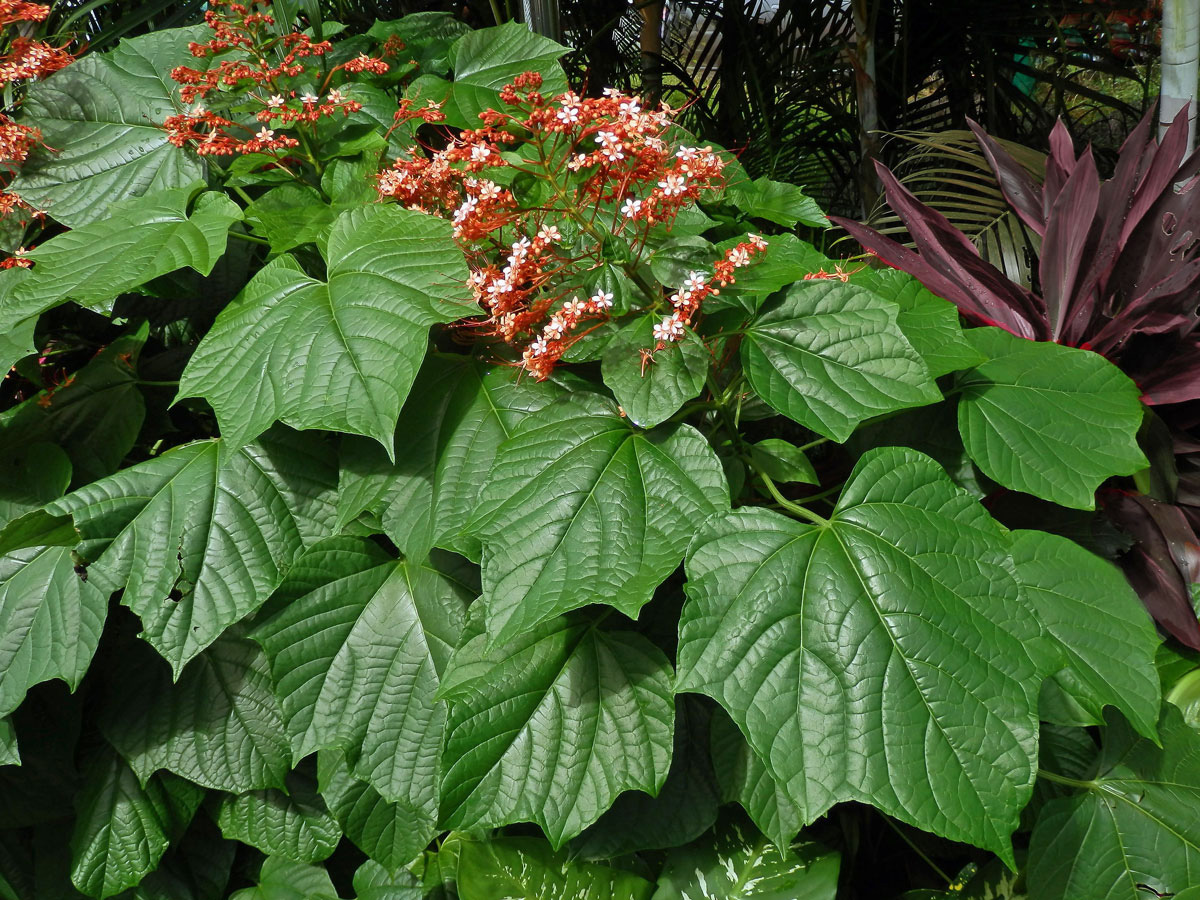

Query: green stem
[1037,768,1093,789]
[136,380,181,387]
[880,815,951,885]
[759,472,829,526]
[227,230,271,246]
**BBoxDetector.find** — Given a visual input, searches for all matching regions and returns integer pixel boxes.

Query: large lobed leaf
[956,327,1147,509]
[11,26,210,226]
[438,616,675,847]
[678,447,1044,860]
[467,394,728,646]
[741,280,941,441]
[179,205,476,453]
[48,428,337,674]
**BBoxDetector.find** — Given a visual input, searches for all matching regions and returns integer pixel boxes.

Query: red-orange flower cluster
[0,0,48,27]
[0,36,70,84]
[0,115,40,163]
[375,78,743,378]
[164,108,301,157]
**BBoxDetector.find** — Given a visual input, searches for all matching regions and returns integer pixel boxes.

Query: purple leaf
[1137,339,1200,406]
[1040,147,1100,341]
[968,118,1046,237]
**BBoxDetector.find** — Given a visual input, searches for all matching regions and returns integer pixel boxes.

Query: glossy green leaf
[0,316,34,376]
[11,27,209,226]
[245,185,334,254]
[228,856,338,900]
[709,712,802,849]
[0,189,240,332]
[677,447,1043,861]
[351,858,423,900]
[850,268,985,377]
[441,22,569,125]
[652,818,839,900]
[956,328,1147,509]
[216,768,340,864]
[47,429,336,674]
[0,326,147,485]
[69,750,203,899]
[0,717,17,767]
[1010,530,1160,737]
[252,536,469,846]
[747,439,817,485]
[103,638,291,794]
[726,176,828,228]
[179,205,475,452]
[439,617,675,847]
[601,317,709,428]
[711,234,829,311]
[741,281,941,441]
[337,355,561,559]
[468,394,727,644]
[455,837,654,900]
[1028,705,1200,900]
[317,750,426,872]
[0,545,107,720]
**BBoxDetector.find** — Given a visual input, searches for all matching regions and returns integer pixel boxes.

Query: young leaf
[179,206,475,453]
[601,317,709,428]
[102,638,291,794]
[677,447,1044,862]
[47,429,335,674]
[747,439,818,485]
[0,545,107,720]
[0,189,241,332]
[439,617,675,847]
[454,837,654,900]
[956,328,1147,509]
[317,750,428,872]
[467,394,728,645]
[741,281,941,442]
[652,817,840,900]
[849,268,986,377]
[227,856,339,900]
[69,749,203,900]
[337,355,562,560]
[10,26,211,226]
[216,768,341,865]
[1028,705,1200,900]
[1010,530,1161,738]
[252,537,470,840]
[725,176,829,228]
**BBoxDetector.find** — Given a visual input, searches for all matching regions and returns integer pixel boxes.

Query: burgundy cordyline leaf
[1137,338,1200,406]
[1120,106,1192,249]
[1089,260,1200,356]
[1104,490,1200,650]
[1043,119,1078,210]
[967,118,1046,236]
[1040,148,1100,341]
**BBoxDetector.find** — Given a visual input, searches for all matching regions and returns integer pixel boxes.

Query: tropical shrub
[0,2,1197,899]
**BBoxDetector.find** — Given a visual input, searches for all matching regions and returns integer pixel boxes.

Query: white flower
[621,198,643,218]
[470,144,492,162]
[267,94,286,107]
[653,316,684,342]
[255,127,275,141]
[544,317,567,338]
[328,89,345,104]
[684,272,707,293]
[748,233,768,250]
[476,181,502,202]
[452,197,478,224]
[619,98,641,117]
[300,92,319,104]
[562,297,588,317]
[590,290,613,310]
[528,338,549,356]
[658,173,687,196]
[676,146,698,162]
[729,247,751,267]
[537,224,562,243]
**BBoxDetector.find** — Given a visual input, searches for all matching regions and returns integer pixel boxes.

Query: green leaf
[0,718,17,767]
[741,281,941,442]
[123,816,236,900]
[709,712,801,850]
[252,537,470,846]
[0,316,35,375]
[47,429,337,674]
[454,837,654,900]
[572,697,719,859]
[0,545,107,720]
[711,234,830,311]
[317,750,426,871]
[442,23,569,126]
[601,317,709,428]
[0,508,76,555]
[0,325,148,484]
[351,858,423,900]
[179,206,475,452]
[677,447,1044,861]
[0,189,241,331]
[849,269,985,377]
[337,354,561,559]
[651,818,839,900]
[228,857,338,900]
[439,617,675,847]
[103,638,291,794]
[1028,705,1200,900]
[648,236,715,289]
[1010,530,1161,738]
[726,176,828,228]
[69,749,203,900]
[468,395,728,644]
[245,185,334,254]
[216,768,340,864]
[956,328,1147,509]
[747,439,817,485]
[11,26,209,226]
